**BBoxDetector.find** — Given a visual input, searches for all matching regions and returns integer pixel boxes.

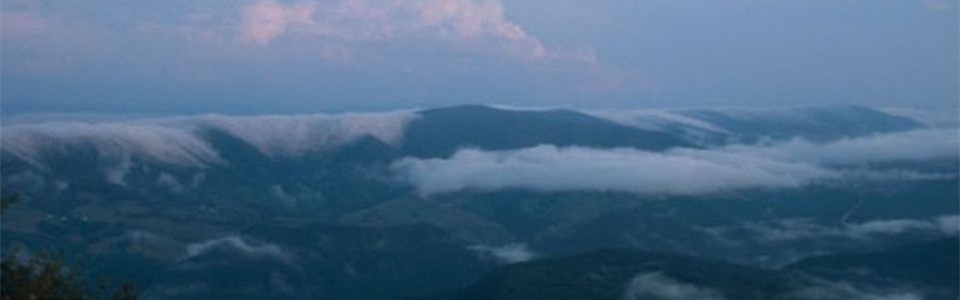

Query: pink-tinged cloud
[240,0,317,45]
[922,0,952,12]
[416,0,549,60]
[234,0,571,61]
[1,11,50,37]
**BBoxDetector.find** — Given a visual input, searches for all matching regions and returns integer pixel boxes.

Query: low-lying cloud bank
[1,111,417,167]
[784,281,925,300]
[394,145,837,196]
[622,273,726,300]
[710,215,960,243]
[468,243,536,264]
[183,236,288,262]
[725,128,958,166]
[393,129,957,196]
[622,272,926,300]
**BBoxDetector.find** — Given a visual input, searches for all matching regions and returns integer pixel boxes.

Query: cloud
[714,215,960,242]
[392,145,838,196]
[233,0,573,61]
[879,107,958,128]
[415,0,549,59]
[588,109,731,134]
[1,111,417,168]
[105,158,134,186]
[623,272,726,300]
[625,270,926,300]
[392,129,957,196]
[0,1,117,74]
[158,172,186,193]
[726,129,959,166]
[183,236,288,261]
[240,0,317,45]
[785,281,924,300]
[189,111,417,156]
[394,145,837,195]
[922,0,953,12]
[1,11,51,37]
[469,243,536,264]
[2,122,223,168]
[934,215,959,234]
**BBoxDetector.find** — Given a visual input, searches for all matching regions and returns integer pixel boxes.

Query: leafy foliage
[0,194,138,300]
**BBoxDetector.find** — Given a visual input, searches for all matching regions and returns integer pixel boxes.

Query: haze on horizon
[2,0,957,115]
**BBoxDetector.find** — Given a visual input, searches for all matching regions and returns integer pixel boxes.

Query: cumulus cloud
[392,129,957,196]
[622,272,726,300]
[469,243,536,264]
[233,0,575,61]
[1,10,51,37]
[414,0,549,59]
[184,236,288,261]
[240,0,317,45]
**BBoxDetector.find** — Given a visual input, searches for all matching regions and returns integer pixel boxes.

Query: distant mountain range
[1,105,955,299]
[440,237,959,300]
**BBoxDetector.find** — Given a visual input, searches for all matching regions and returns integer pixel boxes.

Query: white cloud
[623,273,726,300]
[785,281,924,300]
[189,111,416,156]
[393,145,838,196]
[622,268,926,300]
[469,243,536,264]
[727,129,959,166]
[879,107,958,128]
[720,215,959,242]
[2,122,223,168]
[392,129,957,196]
[158,172,186,193]
[1,111,417,169]
[588,109,730,134]
[183,236,288,261]
[846,219,937,237]
[105,157,133,186]
[934,215,959,234]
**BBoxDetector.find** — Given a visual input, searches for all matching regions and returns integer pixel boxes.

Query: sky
[2,0,957,115]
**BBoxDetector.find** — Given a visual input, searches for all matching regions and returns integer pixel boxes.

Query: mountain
[591,105,921,146]
[787,237,960,300]
[400,105,695,158]
[0,104,953,299]
[440,237,958,300]
[436,248,801,300]
[674,105,921,143]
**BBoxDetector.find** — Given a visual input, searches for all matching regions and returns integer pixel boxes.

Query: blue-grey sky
[2,0,957,114]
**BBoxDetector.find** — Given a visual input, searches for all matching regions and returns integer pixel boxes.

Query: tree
[0,194,138,300]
